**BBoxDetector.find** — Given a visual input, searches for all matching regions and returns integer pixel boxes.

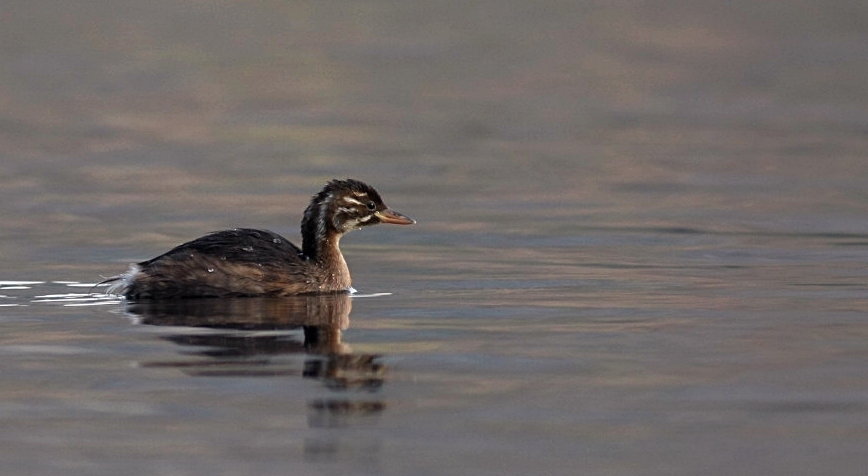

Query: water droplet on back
[207,268,214,273]
[241,246,254,252]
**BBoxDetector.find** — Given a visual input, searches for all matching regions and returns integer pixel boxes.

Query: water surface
[2,1,868,475]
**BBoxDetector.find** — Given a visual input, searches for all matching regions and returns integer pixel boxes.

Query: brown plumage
[103,179,414,299]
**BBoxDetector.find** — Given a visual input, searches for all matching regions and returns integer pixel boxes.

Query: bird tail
[95,264,139,297]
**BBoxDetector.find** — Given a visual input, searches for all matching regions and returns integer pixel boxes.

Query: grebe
[103,179,414,299]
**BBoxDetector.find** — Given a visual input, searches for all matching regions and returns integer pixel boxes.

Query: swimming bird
[103,179,414,299]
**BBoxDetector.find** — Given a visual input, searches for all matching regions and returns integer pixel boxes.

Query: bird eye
[366,201,376,211]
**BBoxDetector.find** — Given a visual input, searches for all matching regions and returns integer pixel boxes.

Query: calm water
[3,1,868,475]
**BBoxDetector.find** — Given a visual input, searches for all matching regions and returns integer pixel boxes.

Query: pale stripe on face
[340,192,370,206]
[341,196,364,206]
[328,190,381,232]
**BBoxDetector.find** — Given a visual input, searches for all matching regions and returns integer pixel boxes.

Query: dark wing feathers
[126,229,318,298]
[141,228,304,266]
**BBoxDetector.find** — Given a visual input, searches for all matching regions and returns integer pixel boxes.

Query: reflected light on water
[126,294,388,439]
[2,0,868,474]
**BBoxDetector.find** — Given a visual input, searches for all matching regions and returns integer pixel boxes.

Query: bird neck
[310,233,350,286]
[301,198,351,289]
[301,195,333,261]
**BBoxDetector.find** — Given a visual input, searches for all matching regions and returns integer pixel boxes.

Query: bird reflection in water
[126,293,386,426]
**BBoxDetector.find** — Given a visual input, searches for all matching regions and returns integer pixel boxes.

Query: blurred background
[2,1,868,475]
[3,0,867,273]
